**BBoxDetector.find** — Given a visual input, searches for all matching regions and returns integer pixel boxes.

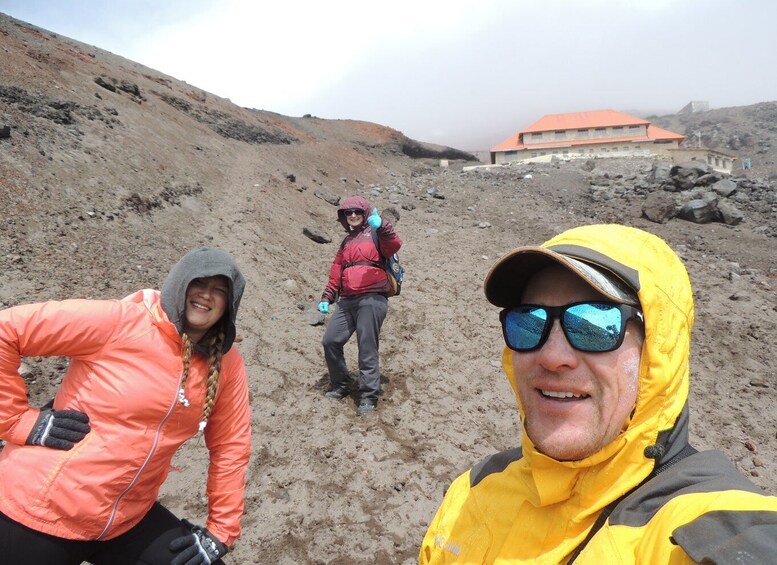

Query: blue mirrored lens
[504,306,548,350]
[563,303,622,351]
[502,302,630,352]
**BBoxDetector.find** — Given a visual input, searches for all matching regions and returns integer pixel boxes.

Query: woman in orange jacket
[0,247,250,565]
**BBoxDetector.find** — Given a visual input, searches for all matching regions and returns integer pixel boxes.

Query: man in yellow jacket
[420,224,777,564]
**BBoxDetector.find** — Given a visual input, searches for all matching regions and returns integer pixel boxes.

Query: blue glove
[169,520,228,565]
[26,405,90,451]
[318,301,329,314]
[367,208,382,229]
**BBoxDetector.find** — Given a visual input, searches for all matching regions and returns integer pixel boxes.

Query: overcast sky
[2,0,776,151]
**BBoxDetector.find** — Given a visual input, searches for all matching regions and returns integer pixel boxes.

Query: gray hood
[161,247,245,353]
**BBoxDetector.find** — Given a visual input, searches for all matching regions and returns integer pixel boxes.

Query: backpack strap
[344,229,382,270]
[343,261,382,269]
[371,228,383,258]
[567,443,698,563]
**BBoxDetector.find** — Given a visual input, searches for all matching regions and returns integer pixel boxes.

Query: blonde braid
[178,333,193,406]
[201,331,225,426]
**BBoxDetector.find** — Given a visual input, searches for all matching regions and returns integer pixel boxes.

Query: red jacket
[321,196,402,302]
[0,289,250,547]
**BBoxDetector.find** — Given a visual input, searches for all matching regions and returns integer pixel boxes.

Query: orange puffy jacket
[0,289,251,547]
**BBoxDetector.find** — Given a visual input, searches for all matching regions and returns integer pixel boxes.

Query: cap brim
[484,247,640,308]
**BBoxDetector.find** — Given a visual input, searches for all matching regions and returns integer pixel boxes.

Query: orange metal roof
[491,110,685,152]
[522,109,650,133]
[645,125,685,142]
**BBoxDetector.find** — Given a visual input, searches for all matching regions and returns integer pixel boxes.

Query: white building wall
[493,139,678,165]
[668,148,736,173]
[523,124,646,144]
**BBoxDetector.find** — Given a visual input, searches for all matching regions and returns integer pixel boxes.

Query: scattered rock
[314,191,340,206]
[302,226,331,244]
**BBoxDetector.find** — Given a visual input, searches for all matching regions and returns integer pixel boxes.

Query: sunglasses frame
[342,209,363,217]
[499,301,643,353]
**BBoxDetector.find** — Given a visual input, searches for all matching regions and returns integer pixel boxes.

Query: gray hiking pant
[322,293,388,403]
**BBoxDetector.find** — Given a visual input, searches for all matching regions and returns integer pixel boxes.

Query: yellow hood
[502,224,694,507]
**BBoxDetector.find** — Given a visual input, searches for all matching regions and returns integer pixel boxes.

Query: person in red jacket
[318,196,402,416]
[0,247,250,565]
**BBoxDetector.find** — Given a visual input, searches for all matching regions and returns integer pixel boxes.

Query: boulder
[711,178,738,197]
[678,199,717,224]
[647,163,672,184]
[670,161,712,190]
[642,192,677,224]
[717,201,745,225]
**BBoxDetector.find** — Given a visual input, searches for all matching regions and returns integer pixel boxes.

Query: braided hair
[202,331,225,424]
[179,330,226,429]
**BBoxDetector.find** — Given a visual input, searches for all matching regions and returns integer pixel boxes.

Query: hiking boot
[324,388,349,400]
[356,401,377,416]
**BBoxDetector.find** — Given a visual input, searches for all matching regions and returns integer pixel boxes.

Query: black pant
[0,503,225,565]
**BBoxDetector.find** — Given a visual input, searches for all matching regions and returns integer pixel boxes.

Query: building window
[540,151,546,155]
[555,130,566,140]
[531,132,542,139]
[629,125,641,130]
[531,152,538,157]
[595,127,606,137]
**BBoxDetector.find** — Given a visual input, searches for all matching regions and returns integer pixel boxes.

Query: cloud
[3,0,777,151]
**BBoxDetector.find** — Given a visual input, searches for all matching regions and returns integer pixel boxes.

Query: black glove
[169,520,229,565]
[25,405,90,450]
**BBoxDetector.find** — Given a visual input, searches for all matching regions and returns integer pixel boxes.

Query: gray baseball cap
[484,244,640,308]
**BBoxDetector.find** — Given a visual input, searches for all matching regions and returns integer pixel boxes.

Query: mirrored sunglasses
[500,301,643,353]
[342,209,363,216]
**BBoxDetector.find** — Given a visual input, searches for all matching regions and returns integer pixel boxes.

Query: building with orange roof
[490,109,686,165]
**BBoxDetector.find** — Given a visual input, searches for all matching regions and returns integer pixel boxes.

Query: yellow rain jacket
[420,224,777,564]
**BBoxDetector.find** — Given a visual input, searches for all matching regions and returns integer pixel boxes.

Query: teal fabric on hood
[161,247,245,353]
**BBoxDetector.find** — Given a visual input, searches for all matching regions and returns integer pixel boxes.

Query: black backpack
[371,229,404,296]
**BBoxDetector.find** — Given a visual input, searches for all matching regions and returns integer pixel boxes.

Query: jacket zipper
[96,370,184,540]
